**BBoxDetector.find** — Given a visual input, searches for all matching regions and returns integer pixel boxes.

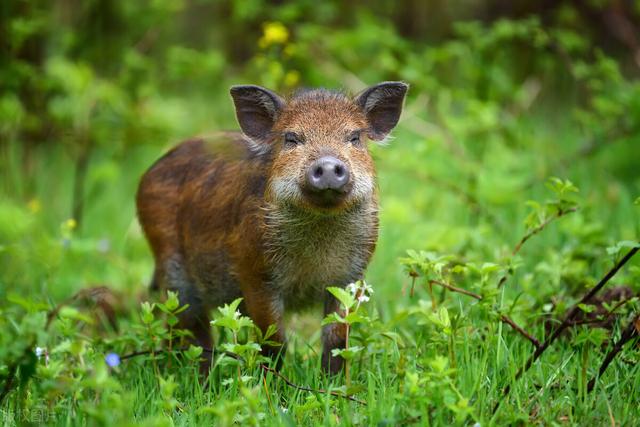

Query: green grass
[1,102,639,425]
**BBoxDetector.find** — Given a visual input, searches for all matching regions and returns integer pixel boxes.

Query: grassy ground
[1,93,639,425]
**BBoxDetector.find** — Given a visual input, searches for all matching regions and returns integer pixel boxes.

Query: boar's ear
[230,85,285,142]
[355,82,408,141]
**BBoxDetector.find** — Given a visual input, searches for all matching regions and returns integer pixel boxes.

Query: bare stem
[345,306,351,388]
[499,314,541,349]
[513,207,578,257]
[428,279,483,301]
[498,207,578,289]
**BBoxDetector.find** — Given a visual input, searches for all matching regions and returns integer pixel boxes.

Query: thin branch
[512,207,578,257]
[409,271,418,297]
[428,280,483,301]
[500,314,541,350]
[258,360,367,405]
[498,207,578,288]
[493,246,639,413]
[587,314,640,393]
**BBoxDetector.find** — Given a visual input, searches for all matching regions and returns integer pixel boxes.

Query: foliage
[2,1,640,425]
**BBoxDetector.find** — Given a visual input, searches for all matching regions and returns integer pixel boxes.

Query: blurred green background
[1,0,639,306]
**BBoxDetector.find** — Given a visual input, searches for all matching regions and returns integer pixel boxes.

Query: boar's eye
[348,131,361,146]
[284,132,302,148]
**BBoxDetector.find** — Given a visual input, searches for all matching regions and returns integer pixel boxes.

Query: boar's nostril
[306,156,351,193]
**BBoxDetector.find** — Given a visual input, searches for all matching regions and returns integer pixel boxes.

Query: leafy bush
[1,2,640,425]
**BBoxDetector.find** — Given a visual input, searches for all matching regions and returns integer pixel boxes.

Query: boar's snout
[306,156,351,194]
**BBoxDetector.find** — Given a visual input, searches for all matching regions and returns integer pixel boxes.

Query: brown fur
[136,83,407,373]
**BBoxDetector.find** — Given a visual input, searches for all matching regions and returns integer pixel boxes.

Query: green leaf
[184,345,203,361]
[480,263,501,274]
[428,307,451,330]
[546,177,579,195]
[165,291,180,312]
[606,240,640,256]
[577,303,595,313]
[222,342,261,355]
[429,355,449,373]
[166,314,179,327]
[217,298,244,318]
[331,346,364,360]
[140,302,155,325]
[344,311,370,324]
[326,287,356,310]
[321,312,346,325]
[211,316,239,331]
[256,323,278,342]
[58,306,94,325]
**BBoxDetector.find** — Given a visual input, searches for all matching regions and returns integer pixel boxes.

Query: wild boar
[136,82,408,373]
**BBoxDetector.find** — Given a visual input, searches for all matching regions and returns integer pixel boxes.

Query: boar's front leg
[321,291,347,375]
[242,287,287,368]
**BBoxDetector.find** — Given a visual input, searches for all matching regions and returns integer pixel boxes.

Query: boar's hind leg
[165,255,213,371]
[321,292,347,375]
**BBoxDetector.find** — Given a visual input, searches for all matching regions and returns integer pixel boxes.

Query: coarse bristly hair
[136,81,407,375]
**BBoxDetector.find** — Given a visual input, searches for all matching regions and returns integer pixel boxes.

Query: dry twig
[428,279,483,301]
[500,314,541,350]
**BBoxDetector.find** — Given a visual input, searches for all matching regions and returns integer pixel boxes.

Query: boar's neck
[262,202,378,308]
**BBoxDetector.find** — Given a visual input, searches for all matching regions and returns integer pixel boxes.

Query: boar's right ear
[355,81,408,141]
[230,85,285,142]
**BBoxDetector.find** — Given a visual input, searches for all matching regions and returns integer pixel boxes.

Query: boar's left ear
[355,81,408,141]
[230,85,285,142]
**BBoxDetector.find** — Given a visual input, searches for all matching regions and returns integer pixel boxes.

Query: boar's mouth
[301,185,354,210]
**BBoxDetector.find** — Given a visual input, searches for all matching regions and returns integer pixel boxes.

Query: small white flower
[280,407,288,413]
[347,280,374,303]
[233,310,242,319]
[361,280,374,295]
[357,294,370,303]
[346,282,359,296]
[35,347,45,358]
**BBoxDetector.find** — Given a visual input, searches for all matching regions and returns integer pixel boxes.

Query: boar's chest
[263,204,377,309]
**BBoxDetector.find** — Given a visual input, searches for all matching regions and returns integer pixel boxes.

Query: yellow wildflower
[27,198,41,213]
[259,22,289,49]
[284,70,300,87]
